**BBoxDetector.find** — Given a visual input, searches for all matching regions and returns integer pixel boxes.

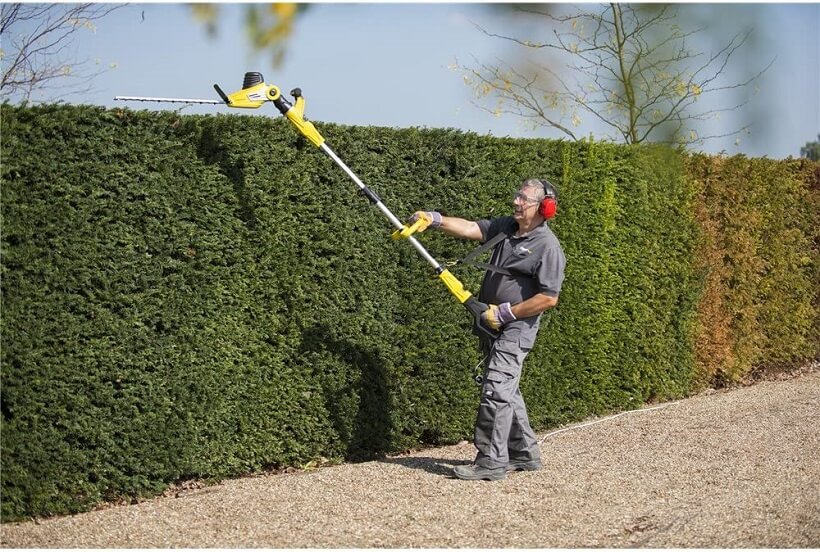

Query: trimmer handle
[464,297,500,340]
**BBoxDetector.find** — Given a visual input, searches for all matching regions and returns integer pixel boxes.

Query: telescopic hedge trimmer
[116,72,498,339]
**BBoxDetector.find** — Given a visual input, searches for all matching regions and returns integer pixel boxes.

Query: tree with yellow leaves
[190,4,308,68]
[456,4,772,146]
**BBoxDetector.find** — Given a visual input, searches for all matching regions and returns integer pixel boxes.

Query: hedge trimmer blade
[113,96,225,105]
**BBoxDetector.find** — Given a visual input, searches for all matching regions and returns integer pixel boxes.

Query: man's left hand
[482,302,516,330]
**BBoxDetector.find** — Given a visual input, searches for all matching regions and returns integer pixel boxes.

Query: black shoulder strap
[458,231,513,276]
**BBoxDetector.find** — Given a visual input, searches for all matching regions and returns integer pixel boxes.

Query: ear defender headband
[537,179,558,220]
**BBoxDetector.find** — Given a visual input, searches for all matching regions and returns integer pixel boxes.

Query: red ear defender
[538,179,558,220]
[540,197,557,219]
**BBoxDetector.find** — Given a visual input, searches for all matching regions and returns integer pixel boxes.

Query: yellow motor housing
[226,82,280,109]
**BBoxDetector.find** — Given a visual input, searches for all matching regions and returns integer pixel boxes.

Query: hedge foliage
[1,104,817,520]
[687,155,819,387]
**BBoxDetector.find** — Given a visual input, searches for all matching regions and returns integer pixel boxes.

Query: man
[409,178,566,481]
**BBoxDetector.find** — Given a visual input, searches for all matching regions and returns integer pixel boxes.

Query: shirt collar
[513,221,547,239]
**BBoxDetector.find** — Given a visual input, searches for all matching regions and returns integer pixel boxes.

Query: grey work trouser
[474,333,541,469]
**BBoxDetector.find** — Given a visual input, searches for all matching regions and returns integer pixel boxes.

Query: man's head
[512,178,557,227]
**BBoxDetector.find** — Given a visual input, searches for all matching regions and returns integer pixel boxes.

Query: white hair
[521,179,546,202]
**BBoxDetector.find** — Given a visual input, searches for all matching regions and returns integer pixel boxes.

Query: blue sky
[8,3,820,159]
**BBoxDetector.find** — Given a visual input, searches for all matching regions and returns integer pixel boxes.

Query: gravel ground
[3,368,819,548]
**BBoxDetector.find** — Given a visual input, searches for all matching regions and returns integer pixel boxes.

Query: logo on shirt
[516,246,533,255]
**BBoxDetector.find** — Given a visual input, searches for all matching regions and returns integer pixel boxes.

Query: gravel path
[3,369,819,548]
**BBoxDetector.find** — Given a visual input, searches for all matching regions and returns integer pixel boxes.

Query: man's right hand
[481,302,517,330]
[407,211,442,230]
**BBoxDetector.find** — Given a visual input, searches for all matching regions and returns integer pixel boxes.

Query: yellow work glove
[481,302,517,330]
[407,211,442,232]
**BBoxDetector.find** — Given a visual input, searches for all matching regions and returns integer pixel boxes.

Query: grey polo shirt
[475,216,566,345]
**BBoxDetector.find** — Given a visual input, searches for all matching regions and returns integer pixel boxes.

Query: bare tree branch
[456,3,772,146]
[1,3,124,101]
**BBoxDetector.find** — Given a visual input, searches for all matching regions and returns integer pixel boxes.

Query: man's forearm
[438,216,483,241]
[510,293,558,319]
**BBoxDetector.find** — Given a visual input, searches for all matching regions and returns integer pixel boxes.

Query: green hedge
[1,103,815,520]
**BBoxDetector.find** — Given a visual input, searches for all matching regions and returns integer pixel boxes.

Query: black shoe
[452,464,506,481]
[506,458,542,472]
